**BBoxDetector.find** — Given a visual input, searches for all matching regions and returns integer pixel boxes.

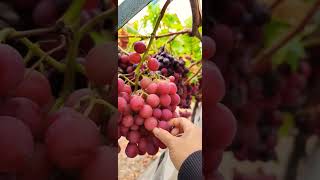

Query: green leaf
[264,18,291,47]
[272,37,306,71]
[125,25,139,35]
[184,17,193,28]
[162,14,183,30]
[120,0,202,66]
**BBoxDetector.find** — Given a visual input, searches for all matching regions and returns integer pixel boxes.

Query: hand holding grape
[152,118,202,170]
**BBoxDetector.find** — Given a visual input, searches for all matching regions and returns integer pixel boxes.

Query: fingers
[171,127,180,136]
[169,118,193,132]
[153,128,175,147]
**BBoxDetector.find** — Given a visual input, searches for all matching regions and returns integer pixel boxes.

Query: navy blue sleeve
[178,150,203,180]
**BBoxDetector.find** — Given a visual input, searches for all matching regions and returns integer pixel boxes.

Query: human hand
[152,118,202,170]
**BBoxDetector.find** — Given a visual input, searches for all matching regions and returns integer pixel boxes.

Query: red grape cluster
[118,41,156,78]
[293,46,320,136]
[0,0,118,177]
[202,0,302,162]
[0,39,118,180]
[202,59,237,179]
[118,76,181,158]
[118,42,200,109]
[154,47,201,108]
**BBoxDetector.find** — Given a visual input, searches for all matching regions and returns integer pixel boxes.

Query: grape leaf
[264,18,290,47]
[272,37,306,71]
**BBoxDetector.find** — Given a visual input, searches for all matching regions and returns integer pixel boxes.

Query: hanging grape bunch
[118,41,183,158]
[203,0,282,162]
[119,42,200,110]
[154,47,200,109]
[0,1,118,179]
[202,38,237,179]
[203,0,318,165]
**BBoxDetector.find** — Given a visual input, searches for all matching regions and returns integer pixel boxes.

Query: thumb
[153,128,175,147]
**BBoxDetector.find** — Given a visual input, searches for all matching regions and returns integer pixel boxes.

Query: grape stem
[134,0,173,91]
[54,6,116,110]
[118,74,135,85]
[30,35,66,70]
[20,38,66,72]
[166,34,180,44]
[253,0,320,69]
[60,33,81,99]
[84,97,96,117]
[187,60,201,69]
[49,97,65,113]
[19,38,86,74]
[94,99,117,112]
[23,50,34,64]
[185,65,202,84]
[79,7,116,38]
[7,26,59,39]
[61,0,87,26]
[118,29,192,40]
[74,95,92,110]
[118,45,130,55]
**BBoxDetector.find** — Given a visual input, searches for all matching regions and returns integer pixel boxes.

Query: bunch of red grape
[118,76,181,158]
[154,47,200,108]
[0,40,118,179]
[288,45,320,136]
[202,0,306,162]
[118,42,200,110]
[201,31,238,179]
[202,58,237,179]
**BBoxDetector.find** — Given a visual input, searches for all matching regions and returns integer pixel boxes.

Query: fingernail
[153,128,160,135]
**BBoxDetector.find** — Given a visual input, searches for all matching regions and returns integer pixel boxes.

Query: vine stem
[118,29,191,39]
[253,0,320,69]
[134,0,173,91]
[189,0,201,39]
